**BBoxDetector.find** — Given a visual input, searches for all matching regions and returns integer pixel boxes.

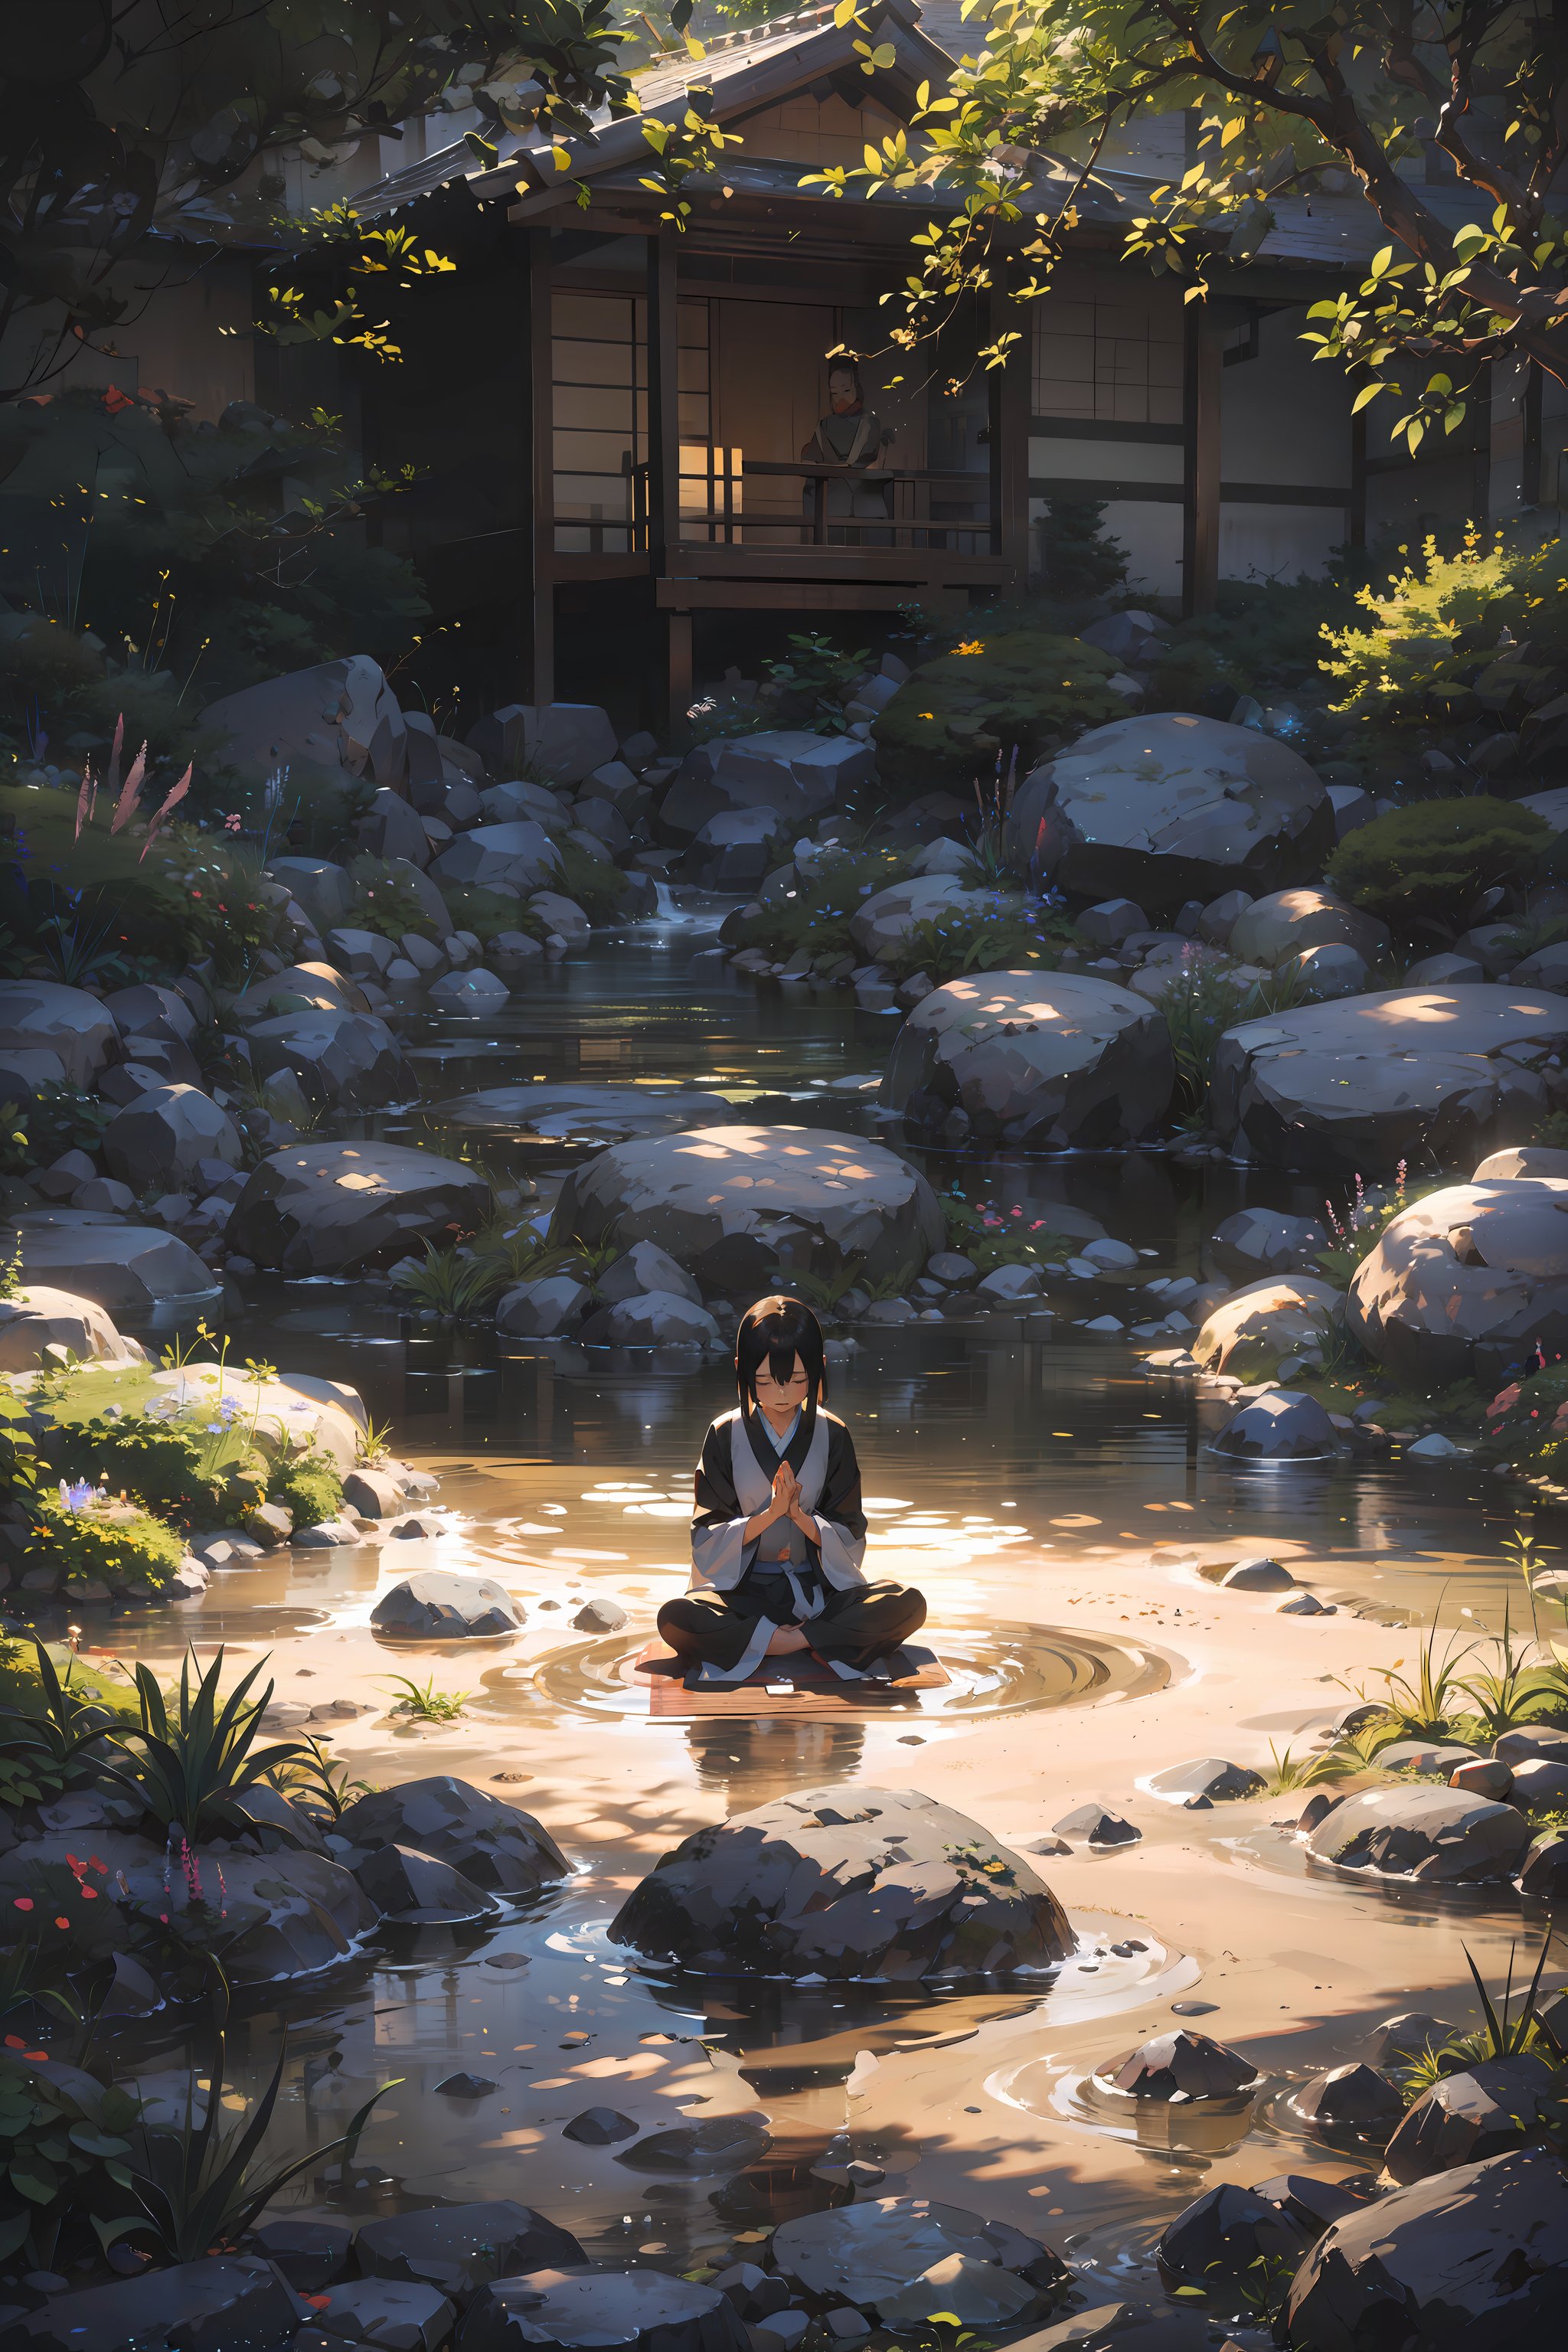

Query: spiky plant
[106,1648,312,1841]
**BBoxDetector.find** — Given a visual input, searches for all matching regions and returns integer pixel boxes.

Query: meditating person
[657,1294,926,1684]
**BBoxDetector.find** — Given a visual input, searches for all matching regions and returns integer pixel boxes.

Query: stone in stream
[354,2203,586,2298]
[436,2071,499,2098]
[1280,2145,1568,2349]
[0,2255,305,2351]
[496,1274,593,1337]
[1209,985,1568,1176]
[614,2117,773,2174]
[456,2267,753,2352]
[563,2107,639,2145]
[0,979,119,1086]
[244,1005,408,1109]
[1156,2173,1367,2294]
[880,971,1174,1149]
[1004,713,1332,910]
[1220,1557,1297,1592]
[1290,2062,1405,2137]
[608,1785,1072,1981]
[353,1843,498,1925]
[552,1128,942,1294]
[229,1142,492,1274]
[1305,1785,1530,1883]
[1383,2056,1559,2184]
[1146,1759,1266,1807]
[101,1083,242,1188]
[1210,1390,1340,1460]
[371,1572,524,1638]
[7,1214,221,1314]
[771,2195,1067,2314]
[1518,1832,1568,1898]
[1365,2013,1452,2068]
[1051,1803,1141,1846]
[1200,1207,1330,1285]
[1092,2031,1261,2102]
[336,1777,569,1896]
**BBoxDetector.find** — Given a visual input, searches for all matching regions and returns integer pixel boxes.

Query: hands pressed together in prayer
[766,1459,817,1536]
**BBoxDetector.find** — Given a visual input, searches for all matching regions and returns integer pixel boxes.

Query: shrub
[347,854,439,942]
[1140,572,1361,720]
[268,1448,343,1529]
[1320,524,1568,746]
[24,1485,187,1596]
[758,631,869,733]
[549,835,628,920]
[52,1410,267,1529]
[879,896,1077,984]
[1036,497,1129,599]
[439,884,549,945]
[873,631,1125,798]
[1325,795,1551,937]
[1482,1359,1568,1476]
[724,847,913,965]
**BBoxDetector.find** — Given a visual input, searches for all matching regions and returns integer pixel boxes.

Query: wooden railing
[624,449,995,552]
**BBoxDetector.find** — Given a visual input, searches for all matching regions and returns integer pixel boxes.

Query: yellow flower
[953,639,985,656]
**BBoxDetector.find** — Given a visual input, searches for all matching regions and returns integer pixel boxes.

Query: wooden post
[668,608,694,734]
[524,227,554,707]
[646,230,680,570]
[988,275,1031,582]
[1181,309,1223,616]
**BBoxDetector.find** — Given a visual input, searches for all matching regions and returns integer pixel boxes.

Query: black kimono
[656,1402,925,1681]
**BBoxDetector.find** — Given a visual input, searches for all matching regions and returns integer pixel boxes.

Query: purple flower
[58,1480,97,1513]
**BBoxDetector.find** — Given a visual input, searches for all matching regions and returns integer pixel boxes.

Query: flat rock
[1281,2146,1568,2349]
[1201,1207,1328,1285]
[772,2194,1065,2311]
[615,2117,773,2174]
[609,1785,1072,1981]
[881,971,1174,1148]
[458,2268,752,2352]
[248,2216,353,2292]
[229,1142,492,1274]
[1348,1176,1568,1387]
[311,2277,454,2350]
[8,1214,221,1313]
[354,2203,585,2298]
[371,1572,524,1638]
[0,1286,136,1374]
[1007,712,1331,911]
[0,2255,304,2352]
[1210,985,1568,1175]
[1147,1759,1266,1805]
[1306,1785,1531,1883]
[604,1290,721,1347]
[338,1775,569,1896]
[440,1086,736,1142]
[550,1127,942,1294]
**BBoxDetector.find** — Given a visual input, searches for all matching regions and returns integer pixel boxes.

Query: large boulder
[881,971,1174,1148]
[1210,985,1568,1175]
[228,1143,491,1274]
[661,732,873,839]
[433,821,564,894]
[354,2203,585,2297]
[459,2269,751,2352]
[771,2197,1065,2314]
[608,1785,1073,1981]
[371,1572,525,1638]
[1383,2056,1558,2185]
[1306,1785,1531,1883]
[244,1006,408,1109]
[336,1775,569,1896]
[146,1364,366,1472]
[1227,887,1391,972]
[0,981,117,1086]
[7,1213,221,1313]
[1201,1207,1329,1285]
[467,701,617,786]
[848,873,995,963]
[551,1126,942,1292]
[230,961,368,1021]
[1006,712,1332,912]
[100,1083,241,1189]
[1192,1275,1344,1375]
[1281,2146,1568,2350]
[201,653,406,789]
[1347,1178,1568,1388]
[1210,1390,1340,1460]
[0,1285,138,1372]
[102,982,198,1046]
[354,1843,498,1926]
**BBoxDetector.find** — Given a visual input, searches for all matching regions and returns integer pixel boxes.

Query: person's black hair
[827,358,864,397]
[735,1294,826,1413]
